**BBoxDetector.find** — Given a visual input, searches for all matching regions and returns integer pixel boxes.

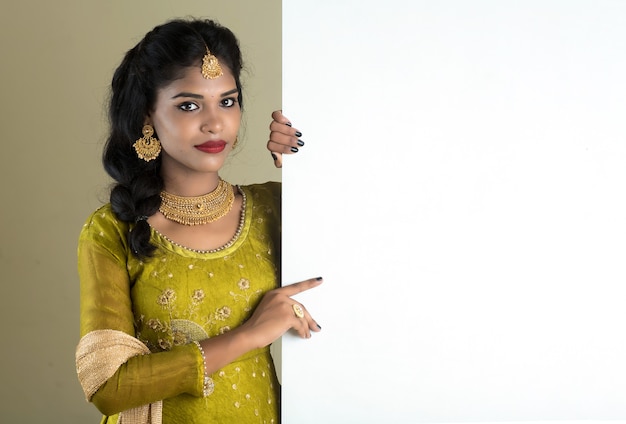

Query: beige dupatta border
[75,329,162,424]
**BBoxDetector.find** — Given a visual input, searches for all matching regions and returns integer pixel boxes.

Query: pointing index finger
[280,277,323,296]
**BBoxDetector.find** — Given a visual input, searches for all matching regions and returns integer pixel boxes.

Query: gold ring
[292,304,305,318]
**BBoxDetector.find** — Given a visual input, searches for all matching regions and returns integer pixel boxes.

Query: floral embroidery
[171,327,188,345]
[191,289,205,303]
[185,295,203,320]
[215,306,231,320]
[157,288,176,307]
[230,278,263,313]
[158,338,172,350]
[146,318,166,332]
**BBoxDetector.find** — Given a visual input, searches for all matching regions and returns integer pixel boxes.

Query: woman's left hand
[267,110,304,168]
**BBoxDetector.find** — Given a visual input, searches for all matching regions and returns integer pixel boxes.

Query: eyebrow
[171,88,239,100]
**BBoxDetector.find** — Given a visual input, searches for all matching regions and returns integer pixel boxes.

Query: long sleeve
[77,206,204,416]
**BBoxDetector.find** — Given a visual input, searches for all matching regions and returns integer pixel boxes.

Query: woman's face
[149,64,241,180]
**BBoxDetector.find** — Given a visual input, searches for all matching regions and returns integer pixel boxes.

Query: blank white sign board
[280,1,626,423]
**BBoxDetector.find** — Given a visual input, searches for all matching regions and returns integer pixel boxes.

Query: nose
[200,109,222,134]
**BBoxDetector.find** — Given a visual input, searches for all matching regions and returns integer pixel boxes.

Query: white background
[281,1,626,423]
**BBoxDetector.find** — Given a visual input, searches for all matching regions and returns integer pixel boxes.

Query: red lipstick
[195,140,227,154]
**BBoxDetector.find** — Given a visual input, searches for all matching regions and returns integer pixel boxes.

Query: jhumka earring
[201,47,223,79]
[133,124,161,162]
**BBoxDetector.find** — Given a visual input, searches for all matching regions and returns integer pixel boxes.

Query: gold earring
[133,125,161,161]
[233,136,239,148]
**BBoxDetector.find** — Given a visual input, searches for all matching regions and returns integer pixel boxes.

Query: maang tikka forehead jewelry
[185,25,223,79]
[201,46,223,79]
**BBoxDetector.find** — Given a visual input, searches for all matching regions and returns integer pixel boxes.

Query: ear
[143,110,154,125]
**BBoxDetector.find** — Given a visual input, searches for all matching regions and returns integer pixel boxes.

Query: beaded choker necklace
[159,179,234,226]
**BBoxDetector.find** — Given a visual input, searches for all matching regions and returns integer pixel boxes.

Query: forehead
[157,65,236,97]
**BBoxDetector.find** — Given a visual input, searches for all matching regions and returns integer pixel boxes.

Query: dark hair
[102,18,243,258]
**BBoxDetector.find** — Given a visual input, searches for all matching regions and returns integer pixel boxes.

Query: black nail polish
[297,139,305,147]
[295,131,302,137]
[286,122,292,127]
[317,323,322,330]
[290,147,299,153]
[271,153,277,161]
[316,276,323,281]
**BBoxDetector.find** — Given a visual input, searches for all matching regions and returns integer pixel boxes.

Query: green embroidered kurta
[78,183,281,423]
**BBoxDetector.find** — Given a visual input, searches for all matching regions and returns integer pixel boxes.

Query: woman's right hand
[241,277,323,348]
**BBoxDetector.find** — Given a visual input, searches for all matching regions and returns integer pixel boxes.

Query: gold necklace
[159,179,235,226]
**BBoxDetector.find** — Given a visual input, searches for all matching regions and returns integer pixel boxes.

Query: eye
[221,97,238,108]
[178,102,199,112]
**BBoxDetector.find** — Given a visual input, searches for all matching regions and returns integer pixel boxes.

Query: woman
[76,18,320,423]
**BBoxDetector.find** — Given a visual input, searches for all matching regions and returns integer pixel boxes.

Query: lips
[195,140,227,154]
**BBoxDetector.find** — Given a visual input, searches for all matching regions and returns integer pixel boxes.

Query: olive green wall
[0,1,281,421]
